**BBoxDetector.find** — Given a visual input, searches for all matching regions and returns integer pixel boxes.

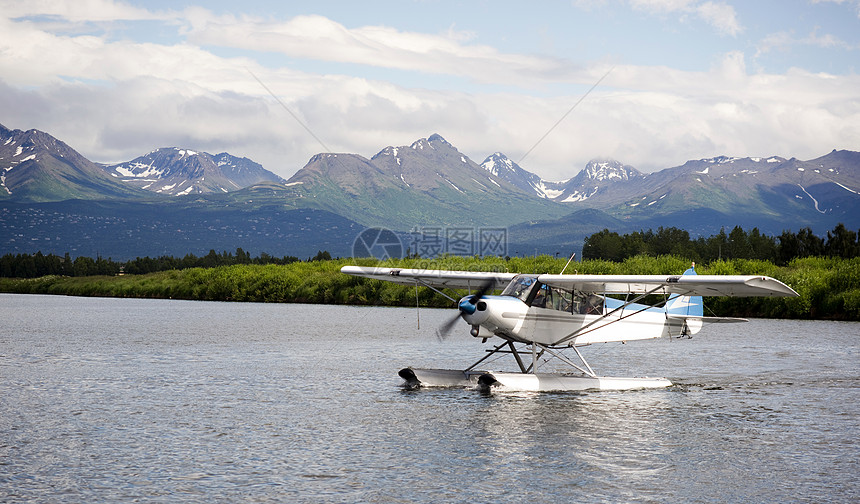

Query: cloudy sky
[1,0,858,180]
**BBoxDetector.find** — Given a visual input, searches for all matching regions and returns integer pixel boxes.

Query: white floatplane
[341,263,798,392]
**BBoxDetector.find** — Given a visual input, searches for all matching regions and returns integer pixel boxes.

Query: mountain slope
[507,208,630,256]
[0,199,362,260]
[606,153,860,232]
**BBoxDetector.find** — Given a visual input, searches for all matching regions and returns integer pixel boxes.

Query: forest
[0,248,327,278]
[581,224,859,264]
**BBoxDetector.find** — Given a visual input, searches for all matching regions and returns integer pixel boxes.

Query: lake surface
[1,293,858,503]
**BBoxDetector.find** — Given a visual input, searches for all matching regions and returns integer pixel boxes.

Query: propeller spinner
[436,280,495,340]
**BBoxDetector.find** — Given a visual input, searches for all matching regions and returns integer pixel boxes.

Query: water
[1,294,858,503]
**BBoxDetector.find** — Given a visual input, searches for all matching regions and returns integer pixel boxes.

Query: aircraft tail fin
[665,264,704,334]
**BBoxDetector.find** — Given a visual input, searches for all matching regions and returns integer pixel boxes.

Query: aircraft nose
[460,296,491,326]
[459,296,477,315]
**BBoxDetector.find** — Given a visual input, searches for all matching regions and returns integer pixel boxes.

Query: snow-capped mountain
[551,159,645,204]
[2,121,858,257]
[480,152,568,199]
[284,134,570,229]
[615,151,860,226]
[0,123,144,201]
[103,148,284,196]
[480,154,646,204]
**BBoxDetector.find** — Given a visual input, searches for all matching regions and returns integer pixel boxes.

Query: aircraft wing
[537,274,798,297]
[341,266,517,290]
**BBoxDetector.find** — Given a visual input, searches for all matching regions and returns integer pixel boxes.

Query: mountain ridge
[281,133,572,229]
[102,147,285,196]
[1,122,858,259]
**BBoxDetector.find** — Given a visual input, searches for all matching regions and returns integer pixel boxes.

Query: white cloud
[696,2,742,36]
[0,0,172,23]
[805,30,851,49]
[0,3,857,182]
[811,0,860,18]
[629,0,697,11]
[756,31,795,56]
[756,27,856,60]
[184,13,582,86]
[629,0,741,36]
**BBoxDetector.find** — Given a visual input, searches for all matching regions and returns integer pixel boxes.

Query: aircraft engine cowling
[459,296,490,326]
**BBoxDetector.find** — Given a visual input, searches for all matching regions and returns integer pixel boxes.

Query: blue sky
[1,0,858,179]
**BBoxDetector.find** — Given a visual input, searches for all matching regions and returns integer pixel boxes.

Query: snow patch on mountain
[534,180,566,199]
[114,162,163,178]
[561,186,600,203]
[833,181,859,195]
[797,184,827,214]
[481,153,511,177]
[701,156,739,164]
[583,159,640,182]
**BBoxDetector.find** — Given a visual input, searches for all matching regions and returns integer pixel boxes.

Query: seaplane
[341,261,798,392]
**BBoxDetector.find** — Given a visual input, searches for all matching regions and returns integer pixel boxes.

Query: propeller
[435,279,496,340]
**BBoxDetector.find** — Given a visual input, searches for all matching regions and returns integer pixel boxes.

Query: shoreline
[1,255,857,321]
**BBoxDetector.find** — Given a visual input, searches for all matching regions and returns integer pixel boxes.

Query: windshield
[501,275,539,302]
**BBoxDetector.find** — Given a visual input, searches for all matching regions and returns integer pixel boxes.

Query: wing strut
[415,278,458,303]
[530,343,596,377]
[511,341,528,373]
[461,339,598,377]
[461,341,545,374]
[463,341,512,372]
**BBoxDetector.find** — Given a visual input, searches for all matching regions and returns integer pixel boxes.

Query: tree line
[582,223,859,264]
[0,248,336,279]
[2,224,857,279]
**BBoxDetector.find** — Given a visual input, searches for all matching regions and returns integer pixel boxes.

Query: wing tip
[746,276,799,297]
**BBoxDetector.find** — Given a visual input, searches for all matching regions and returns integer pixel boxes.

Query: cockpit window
[501,275,539,302]
[502,276,604,314]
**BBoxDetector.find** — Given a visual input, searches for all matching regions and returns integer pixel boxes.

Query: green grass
[1,255,857,320]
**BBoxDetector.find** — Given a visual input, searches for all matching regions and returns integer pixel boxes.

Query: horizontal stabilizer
[700,316,748,324]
